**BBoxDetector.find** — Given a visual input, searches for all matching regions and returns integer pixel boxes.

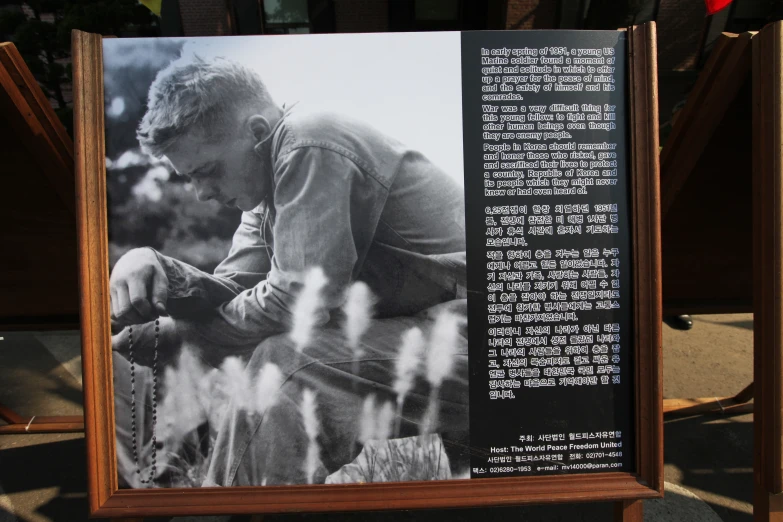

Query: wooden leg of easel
[614,499,643,522]
[0,403,24,424]
[662,381,755,416]
[754,489,783,522]
[734,381,755,403]
[753,21,783,522]
[0,401,84,434]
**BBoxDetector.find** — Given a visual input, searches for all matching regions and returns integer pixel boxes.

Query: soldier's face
[165,123,269,212]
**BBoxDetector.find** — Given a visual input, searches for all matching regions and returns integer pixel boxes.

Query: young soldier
[110,56,469,487]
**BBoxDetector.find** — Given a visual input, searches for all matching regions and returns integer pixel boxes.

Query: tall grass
[290,267,329,352]
[158,349,209,452]
[392,326,425,437]
[422,311,461,434]
[358,394,379,445]
[376,401,395,441]
[157,348,212,487]
[358,393,395,444]
[301,388,321,484]
[343,281,374,355]
[255,363,284,415]
[342,281,375,379]
[325,434,451,484]
[153,349,285,487]
[144,266,464,487]
[220,356,251,410]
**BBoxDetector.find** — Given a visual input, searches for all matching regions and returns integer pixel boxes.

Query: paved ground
[0,313,755,521]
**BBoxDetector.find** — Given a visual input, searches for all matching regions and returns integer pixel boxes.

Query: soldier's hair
[138,55,275,157]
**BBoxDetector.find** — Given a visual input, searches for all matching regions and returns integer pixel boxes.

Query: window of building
[262,0,311,33]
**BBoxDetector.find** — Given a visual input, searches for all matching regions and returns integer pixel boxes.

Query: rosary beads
[128,319,159,485]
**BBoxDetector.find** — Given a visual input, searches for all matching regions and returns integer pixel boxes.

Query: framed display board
[72,23,661,519]
[0,42,79,329]
[659,31,754,316]
[0,42,83,434]
[658,31,756,417]
[753,20,783,521]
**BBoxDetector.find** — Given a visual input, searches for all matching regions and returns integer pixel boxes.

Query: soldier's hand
[112,316,180,367]
[110,247,169,329]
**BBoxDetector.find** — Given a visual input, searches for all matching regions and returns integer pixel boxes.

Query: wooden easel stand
[0,403,84,434]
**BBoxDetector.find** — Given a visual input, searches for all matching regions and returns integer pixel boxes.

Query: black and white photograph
[102,32,471,489]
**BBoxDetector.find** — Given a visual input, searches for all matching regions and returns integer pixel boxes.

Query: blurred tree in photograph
[102,38,242,273]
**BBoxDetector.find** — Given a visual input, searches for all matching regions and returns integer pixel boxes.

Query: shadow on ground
[258,502,614,522]
[0,332,83,417]
[0,437,93,521]
[694,318,754,331]
[664,413,753,522]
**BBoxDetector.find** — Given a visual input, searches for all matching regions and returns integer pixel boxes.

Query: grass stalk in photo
[422,311,460,434]
[301,388,321,484]
[290,266,328,352]
[392,326,425,437]
[255,362,283,415]
[342,281,375,381]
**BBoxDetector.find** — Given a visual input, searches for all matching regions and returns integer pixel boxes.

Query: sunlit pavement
[0,314,753,521]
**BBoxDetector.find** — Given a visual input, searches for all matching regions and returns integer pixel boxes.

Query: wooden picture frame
[659,30,755,317]
[0,42,80,330]
[658,30,757,417]
[752,20,783,520]
[72,23,662,519]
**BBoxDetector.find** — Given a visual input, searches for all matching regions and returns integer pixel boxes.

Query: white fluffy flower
[290,267,329,352]
[301,388,320,441]
[301,388,321,484]
[358,394,378,444]
[393,327,425,398]
[375,401,395,441]
[220,356,250,410]
[255,363,283,415]
[342,281,375,357]
[426,311,461,387]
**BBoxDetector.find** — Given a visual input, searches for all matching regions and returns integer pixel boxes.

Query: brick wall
[505,0,557,30]
[656,0,708,71]
[178,0,233,36]
[334,0,388,32]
